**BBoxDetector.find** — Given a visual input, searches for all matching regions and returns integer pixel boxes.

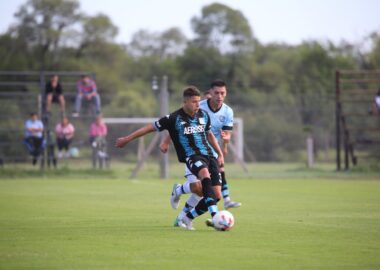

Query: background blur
[0,0,379,166]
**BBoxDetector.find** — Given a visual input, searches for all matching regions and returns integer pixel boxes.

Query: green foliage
[0,0,379,162]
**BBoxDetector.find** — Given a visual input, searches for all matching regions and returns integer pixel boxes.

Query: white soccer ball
[69,147,79,158]
[212,210,234,231]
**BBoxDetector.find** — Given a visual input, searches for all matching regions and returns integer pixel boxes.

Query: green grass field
[0,163,380,269]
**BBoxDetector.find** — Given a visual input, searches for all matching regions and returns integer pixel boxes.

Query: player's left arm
[208,131,224,167]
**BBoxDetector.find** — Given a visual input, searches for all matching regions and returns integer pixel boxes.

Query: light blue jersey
[199,99,234,141]
[25,119,44,138]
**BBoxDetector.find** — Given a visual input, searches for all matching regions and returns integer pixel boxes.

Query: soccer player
[115,86,224,230]
[160,79,242,227]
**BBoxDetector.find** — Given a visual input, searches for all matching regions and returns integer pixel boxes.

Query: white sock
[224,196,231,203]
[176,181,191,195]
[178,193,202,220]
[187,193,202,208]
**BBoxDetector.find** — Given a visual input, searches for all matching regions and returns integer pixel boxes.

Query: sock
[186,178,218,219]
[221,171,230,200]
[178,202,192,220]
[176,181,191,195]
[187,193,202,208]
[186,198,207,219]
[178,194,202,219]
[201,177,218,217]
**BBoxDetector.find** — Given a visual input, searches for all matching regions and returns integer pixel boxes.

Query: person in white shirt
[24,112,44,165]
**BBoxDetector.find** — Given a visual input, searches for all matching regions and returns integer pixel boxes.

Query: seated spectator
[90,115,108,165]
[55,116,75,158]
[45,75,65,115]
[90,114,108,143]
[24,112,44,165]
[72,75,101,117]
[370,89,380,115]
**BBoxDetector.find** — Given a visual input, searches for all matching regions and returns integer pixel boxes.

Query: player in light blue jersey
[160,80,241,228]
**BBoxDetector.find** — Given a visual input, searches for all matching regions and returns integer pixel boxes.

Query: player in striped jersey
[116,86,224,230]
[160,80,241,227]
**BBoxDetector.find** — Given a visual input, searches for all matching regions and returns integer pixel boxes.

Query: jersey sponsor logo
[180,121,187,125]
[195,161,203,167]
[183,125,205,134]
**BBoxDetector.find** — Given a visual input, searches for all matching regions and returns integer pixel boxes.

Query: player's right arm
[115,124,155,148]
[159,134,172,153]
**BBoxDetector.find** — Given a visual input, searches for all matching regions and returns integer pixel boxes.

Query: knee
[192,181,203,197]
[198,168,210,179]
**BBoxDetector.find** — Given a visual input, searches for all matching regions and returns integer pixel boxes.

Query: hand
[115,137,128,148]
[159,142,169,153]
[85,95,92,100]
[217,154,224,168]
[221,130,231,143]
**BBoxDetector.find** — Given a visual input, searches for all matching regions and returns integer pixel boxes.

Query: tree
[9,0,81,67]
[191,3,254,53]
[75,13,118,59]
[128,28,187,59]
[178,45,227,89]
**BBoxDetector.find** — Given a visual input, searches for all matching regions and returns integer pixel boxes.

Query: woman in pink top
[90,115,108,142]
[55,116,75,157]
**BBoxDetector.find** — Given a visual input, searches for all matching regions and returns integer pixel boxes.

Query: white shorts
[184,165,198,183]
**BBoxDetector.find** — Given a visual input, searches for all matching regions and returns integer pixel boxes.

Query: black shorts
[185,155,221,186]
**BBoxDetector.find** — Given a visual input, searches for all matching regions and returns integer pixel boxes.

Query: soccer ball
[212,210,234,231]
[69,147,79,158]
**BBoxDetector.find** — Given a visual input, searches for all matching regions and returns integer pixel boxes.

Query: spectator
[90,114,108,142]
[370,89,380,115]
[55,116,75,158]
[45,74,65,115]
[73,75,101,117]
[90,115,108,167]
[24,112,44,165]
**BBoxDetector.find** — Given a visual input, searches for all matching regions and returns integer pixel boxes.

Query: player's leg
[173,170,202,226]
[220,166,242,209]
[170,178,202,209]
[179,157,219,230]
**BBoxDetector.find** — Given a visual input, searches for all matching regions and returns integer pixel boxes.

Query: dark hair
[377,89,380,96]
[183,86,201,99]
[210,79,226,88]
[30,112,37,117]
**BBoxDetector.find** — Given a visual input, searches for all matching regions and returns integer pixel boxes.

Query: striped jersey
[77,79,97,95]
[154,108,218,162]
[199,99,234,141]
